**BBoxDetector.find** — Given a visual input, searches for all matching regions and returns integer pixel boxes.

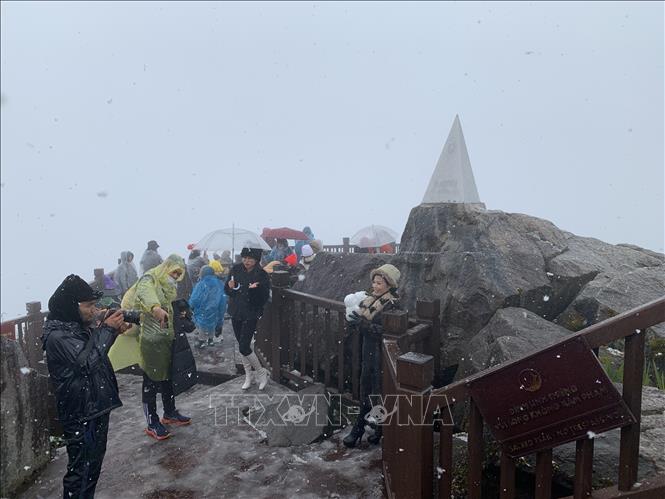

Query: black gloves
[347,311,362,325]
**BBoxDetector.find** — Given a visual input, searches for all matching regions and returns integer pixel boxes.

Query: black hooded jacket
[42,274,122,423]
[224,263,270,320]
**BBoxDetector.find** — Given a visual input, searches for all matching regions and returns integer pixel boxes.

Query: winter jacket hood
[47,274,103,325]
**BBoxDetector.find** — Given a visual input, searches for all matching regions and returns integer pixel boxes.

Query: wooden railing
[1,301,48,369]
[255,271,439,402]
[322,237,400,254]
[380,296,665,499]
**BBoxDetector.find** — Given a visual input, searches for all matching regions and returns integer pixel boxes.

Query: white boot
[247,351,268,390]
[240,355,253,390]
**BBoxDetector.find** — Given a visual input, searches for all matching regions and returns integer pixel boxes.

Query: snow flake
[586,431,596,439]
[20,367,32,375]
[542,295,550,302]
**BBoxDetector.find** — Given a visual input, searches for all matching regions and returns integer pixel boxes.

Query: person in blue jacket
[189,265,227,348]
[294,226,315,259]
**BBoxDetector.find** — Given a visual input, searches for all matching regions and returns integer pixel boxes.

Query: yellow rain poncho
[109,254,185,381]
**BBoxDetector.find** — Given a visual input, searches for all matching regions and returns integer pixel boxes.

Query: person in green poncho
[112,254,192,441]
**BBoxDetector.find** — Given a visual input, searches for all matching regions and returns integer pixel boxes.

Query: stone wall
[0,337,50,497]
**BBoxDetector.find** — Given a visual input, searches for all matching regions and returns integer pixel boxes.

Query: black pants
[62,414,110,499]
[356,331,383,429]
[142,373,176,422]
[232,318,258,356]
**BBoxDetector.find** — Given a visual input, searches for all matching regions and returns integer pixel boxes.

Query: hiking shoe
[161,411,192,426]
[195,340,206,349]
[145,421,171,440]
[207,338,215,346]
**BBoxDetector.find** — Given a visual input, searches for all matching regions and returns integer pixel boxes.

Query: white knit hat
[301,244,314,257]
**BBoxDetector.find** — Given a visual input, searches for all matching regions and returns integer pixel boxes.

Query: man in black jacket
[42,274,127,498]
[224,247,271,390]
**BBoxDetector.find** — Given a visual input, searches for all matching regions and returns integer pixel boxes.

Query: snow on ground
[18,327,384,499]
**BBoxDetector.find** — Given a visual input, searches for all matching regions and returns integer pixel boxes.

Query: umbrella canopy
[194,228,271,254]
[261,227,309,240]
[350,225,399,248]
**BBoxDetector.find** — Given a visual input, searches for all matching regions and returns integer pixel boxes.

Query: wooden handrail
[282,289,345,313]
[431,295,665,404]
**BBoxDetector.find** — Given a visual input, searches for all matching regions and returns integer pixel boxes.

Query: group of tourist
[41,226,400,497]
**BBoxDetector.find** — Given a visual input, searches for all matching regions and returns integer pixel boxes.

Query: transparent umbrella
[193,227,271,257]
[350,225,399,248]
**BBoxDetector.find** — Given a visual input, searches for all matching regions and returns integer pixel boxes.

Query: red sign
[468,336,635,458]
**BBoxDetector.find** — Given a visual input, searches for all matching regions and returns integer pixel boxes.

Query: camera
[121,310,142,325]
[101,308,142,325]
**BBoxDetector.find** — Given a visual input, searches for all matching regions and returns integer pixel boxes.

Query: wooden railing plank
[337,311,345,393]
[439,426,453,499]
[499,452,516,499]
[619,328,646,490]
[467,398,483,499]
[573,438,594,499]
[312,306,319,381]
[299,302,307,376]
[283,289,345,312]
[535,449,553,499]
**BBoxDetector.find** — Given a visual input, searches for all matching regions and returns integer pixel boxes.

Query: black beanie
[240,247,263,262]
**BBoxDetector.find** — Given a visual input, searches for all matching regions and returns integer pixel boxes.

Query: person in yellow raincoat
[109,254,191,440]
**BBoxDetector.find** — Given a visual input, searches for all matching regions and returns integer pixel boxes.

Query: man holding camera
[42,274,130,498]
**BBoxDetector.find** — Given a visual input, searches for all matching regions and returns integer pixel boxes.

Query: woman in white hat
[343,263,401,448]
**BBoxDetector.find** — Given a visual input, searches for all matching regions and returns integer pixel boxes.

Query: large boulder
[0,337,50,496]
[556,266,665,337]
[454,307,572,381]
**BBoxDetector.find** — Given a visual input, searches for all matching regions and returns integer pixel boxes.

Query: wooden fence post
[24,301,43,369]
[416,299,441,383]
[394,352,434,499]
[269,271,291,382]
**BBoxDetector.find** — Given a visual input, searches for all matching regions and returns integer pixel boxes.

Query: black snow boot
[367,426,383,444]
[342,422,365,448]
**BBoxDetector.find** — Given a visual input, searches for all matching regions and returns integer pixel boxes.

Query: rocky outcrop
[454,307,572,381]
[0,337,50,497]
[294,204,664,379]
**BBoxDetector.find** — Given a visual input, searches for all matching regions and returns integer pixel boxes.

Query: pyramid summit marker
[421,115,482,205]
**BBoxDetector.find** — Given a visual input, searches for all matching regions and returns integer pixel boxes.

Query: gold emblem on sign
[519,369,542,392]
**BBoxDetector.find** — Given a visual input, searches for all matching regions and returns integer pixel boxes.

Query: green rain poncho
[109,254,185,381]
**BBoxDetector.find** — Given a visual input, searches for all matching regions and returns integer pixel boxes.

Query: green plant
[651,361,665,390]
[599,355,623,383]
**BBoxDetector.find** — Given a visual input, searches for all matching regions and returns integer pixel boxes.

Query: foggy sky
[1,1,663,319]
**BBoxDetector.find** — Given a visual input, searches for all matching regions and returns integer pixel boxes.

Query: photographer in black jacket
[42,274,128,498]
